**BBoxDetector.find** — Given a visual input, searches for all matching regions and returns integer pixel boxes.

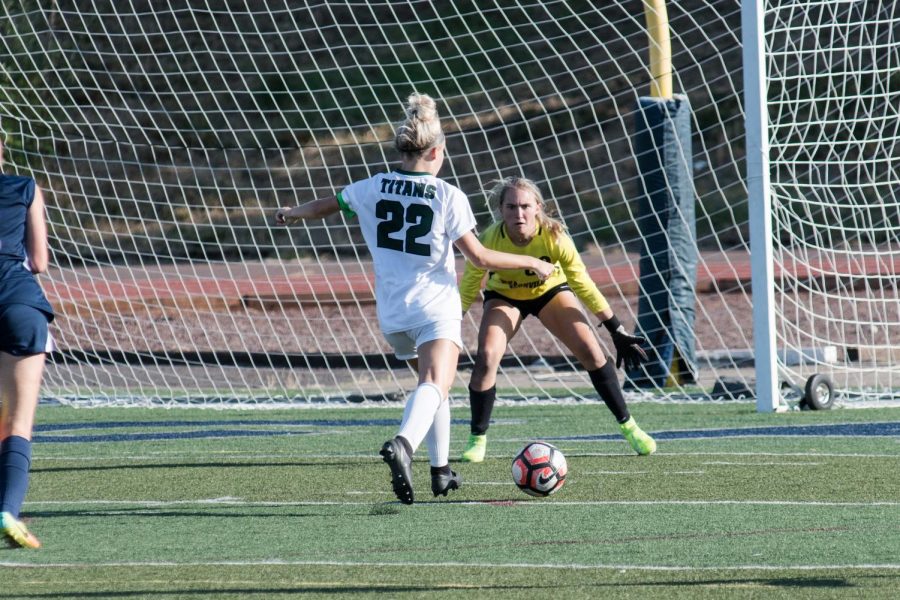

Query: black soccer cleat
[380,438,414,505]
[431,469,462,497]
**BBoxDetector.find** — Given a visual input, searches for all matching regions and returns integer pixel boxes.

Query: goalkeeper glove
[601,316,648,371]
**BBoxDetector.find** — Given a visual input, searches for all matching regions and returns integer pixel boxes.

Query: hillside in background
[1,1,745,266]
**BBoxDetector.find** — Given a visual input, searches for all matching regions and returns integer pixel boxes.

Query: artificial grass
[2,402,897,599]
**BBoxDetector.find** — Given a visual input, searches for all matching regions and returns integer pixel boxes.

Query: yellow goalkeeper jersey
[459,222,610,314]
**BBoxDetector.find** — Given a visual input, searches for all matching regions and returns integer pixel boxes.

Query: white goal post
[0,1,896,408]
[744,0,900,410]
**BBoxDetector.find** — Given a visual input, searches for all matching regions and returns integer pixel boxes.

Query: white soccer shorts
[383,319,463,361]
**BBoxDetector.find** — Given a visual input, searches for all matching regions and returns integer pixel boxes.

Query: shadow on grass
[21,506,380,520]
[660,577,855,589]
[3,577,862,597]
[32,460,361,473]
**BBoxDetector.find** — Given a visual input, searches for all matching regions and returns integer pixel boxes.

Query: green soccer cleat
[460,433,487,463]
[620,417,657,456]
[2,512,41,549]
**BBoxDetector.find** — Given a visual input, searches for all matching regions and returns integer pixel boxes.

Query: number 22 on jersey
[375,199,434,256]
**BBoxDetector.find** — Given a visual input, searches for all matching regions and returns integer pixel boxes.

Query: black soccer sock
[468,385,496,435]
[588,362,631,423]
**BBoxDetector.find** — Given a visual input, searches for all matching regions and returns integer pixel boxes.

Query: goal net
[0,1,896,407]
[755,0,900,407]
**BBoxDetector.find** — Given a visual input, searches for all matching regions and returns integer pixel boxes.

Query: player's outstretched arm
[274,195,340,224]
[25,186,50,274]
[596,309,648,371]
[454,231,553,281]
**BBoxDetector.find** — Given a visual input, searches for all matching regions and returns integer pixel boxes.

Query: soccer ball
[511,441,567,497]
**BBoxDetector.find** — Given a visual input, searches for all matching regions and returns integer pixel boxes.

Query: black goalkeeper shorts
[482,283,571,319]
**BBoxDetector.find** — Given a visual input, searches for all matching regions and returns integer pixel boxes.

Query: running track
[43,251,900,313]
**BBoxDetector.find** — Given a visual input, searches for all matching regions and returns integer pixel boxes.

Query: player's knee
[471,361,489,384]
[579,350,608,371]
[472,353,500,383]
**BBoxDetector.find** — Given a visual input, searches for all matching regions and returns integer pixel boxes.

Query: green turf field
[3,401,899,599]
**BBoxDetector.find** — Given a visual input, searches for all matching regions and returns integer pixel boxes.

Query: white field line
[2,559,899,570]
[25,498,900,507]
[545,421,900,436]
[464,481,515,485]
[578,470,705,475]
[560,435,897,442]
[33,453,375,461]
[572,451,900,458]
[581,471,651,475]
[32,450,900,461]
[702,461,821,466]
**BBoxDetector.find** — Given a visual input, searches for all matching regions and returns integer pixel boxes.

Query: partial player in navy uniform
[275,93,553,504]
[0,139,54,548]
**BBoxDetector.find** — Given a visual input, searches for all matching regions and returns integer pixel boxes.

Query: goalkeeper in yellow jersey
[459,177,656,462]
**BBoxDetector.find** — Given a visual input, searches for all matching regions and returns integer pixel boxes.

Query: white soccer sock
[396,382,443,453]
[424,395,451,467]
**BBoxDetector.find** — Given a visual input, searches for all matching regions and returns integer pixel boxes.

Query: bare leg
[397,338,459,451]
[1,352,44,441]
[1,352,44,543]
[538,295,655,454]
[535,291,607,370]
[470,301,521,392]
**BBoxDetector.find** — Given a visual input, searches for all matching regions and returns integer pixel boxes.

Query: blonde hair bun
[405,93,438,122]
[394,92,445,154]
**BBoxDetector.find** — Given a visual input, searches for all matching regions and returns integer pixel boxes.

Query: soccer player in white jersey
[275,93,553,504]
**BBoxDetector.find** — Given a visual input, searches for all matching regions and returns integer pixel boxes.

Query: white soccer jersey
[337,169,477,334]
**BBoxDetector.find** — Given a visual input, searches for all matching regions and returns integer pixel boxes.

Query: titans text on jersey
[379,177,437,199]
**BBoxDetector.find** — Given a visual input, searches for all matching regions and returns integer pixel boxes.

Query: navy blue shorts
[0,304,51,355]
[483,283,572,319]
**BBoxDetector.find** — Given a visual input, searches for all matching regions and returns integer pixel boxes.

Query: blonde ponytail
[394,92,445,155]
